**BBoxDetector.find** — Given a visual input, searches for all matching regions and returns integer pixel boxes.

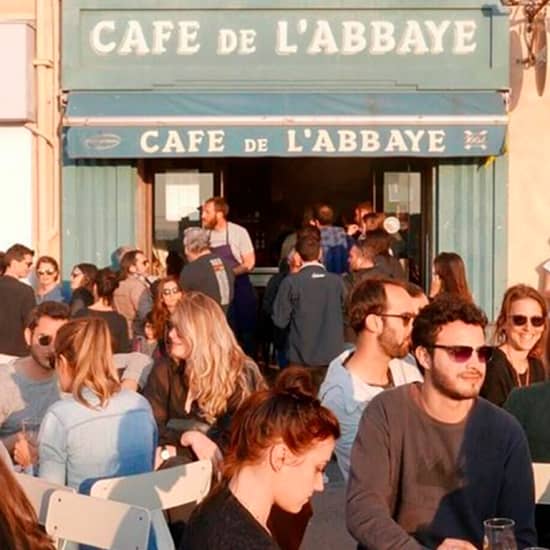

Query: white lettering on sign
[89,18,478,57]
[90,20,117,54]
[139,129,226,153]
[285,128,447,154]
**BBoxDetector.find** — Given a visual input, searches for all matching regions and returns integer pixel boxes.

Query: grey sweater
[347,383,537,549]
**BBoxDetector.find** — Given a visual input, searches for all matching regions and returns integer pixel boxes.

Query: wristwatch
[160,446,171,461]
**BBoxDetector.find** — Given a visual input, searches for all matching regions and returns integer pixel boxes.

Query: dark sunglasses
[37,269,56,276]
[429,344,493,363]
[162,287,181,296]
[37,334,53,346]
[510,315,545,328]
[378,312,416,326]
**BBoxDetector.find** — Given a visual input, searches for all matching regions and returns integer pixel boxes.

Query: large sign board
[62,0,509,91]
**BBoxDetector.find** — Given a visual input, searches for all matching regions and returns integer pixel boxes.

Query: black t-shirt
[74,307,131,353]
[180,253,234,313]
[0,275,36,356]
[181,485,280,550]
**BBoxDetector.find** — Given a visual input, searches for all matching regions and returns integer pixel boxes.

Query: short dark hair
[406,282,425,298]
[119,250,141,279]
[314,204,334,226]
[353,239,376,263]
[348,278,407,335]
[26,301,70,332]
[411,294,487,351]
[73,263,98,293]
[295,227,321,262]
[363,229,392,257]
[95,268,119,304]
[205,196,229,217]
[5,244,34,265]
[36,256,59,273]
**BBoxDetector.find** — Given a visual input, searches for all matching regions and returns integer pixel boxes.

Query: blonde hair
[54,318,121,408]
[171,292,265,423]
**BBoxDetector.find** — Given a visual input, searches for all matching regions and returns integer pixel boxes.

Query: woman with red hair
[0,457,55,550]
[181,368,340,549]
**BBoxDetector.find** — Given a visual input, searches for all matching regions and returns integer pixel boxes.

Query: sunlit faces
[25,316,67,370]
[504,298,545,353]
[429,270,441,298]
[161,282,182,312]
[168,326,191,361]
[70,267,84,290]
[133,253,150,276]
[201,202,219,230]
[13,254,34,279]
[36,261,58,287]
[272,437,335,514]
[418,320,486,400]
[377,284,415,359]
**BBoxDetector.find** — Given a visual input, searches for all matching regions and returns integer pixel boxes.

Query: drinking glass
[483,518,517,550]
[21,417,41,475]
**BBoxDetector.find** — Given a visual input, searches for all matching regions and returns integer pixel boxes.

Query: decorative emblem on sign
[463,130,488,151]
[83,133,122,151]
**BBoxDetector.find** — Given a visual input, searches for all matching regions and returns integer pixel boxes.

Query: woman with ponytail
[38,317,157,492]
[181,367,340,550]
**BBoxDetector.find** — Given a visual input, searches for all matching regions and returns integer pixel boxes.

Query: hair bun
[274,367,317,399]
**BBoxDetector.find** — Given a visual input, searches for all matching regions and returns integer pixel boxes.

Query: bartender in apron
[201,197,257,356]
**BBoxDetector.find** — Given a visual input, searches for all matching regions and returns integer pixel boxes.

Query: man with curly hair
[347,294,536,550]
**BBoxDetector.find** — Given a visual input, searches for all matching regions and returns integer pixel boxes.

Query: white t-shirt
[320,349,423,480]
[208,221,254,264]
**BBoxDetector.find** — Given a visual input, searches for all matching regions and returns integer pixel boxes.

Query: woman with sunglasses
[481,284,548,406]
[68,262,98,316]
[35,256,65,304]
[38,317,157,492]
[150,277,183,358]
[429,252,473,302]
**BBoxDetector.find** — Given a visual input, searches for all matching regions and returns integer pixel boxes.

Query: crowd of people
[0,196,549,549]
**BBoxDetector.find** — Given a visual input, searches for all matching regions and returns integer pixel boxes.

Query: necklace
[512,364,530,388]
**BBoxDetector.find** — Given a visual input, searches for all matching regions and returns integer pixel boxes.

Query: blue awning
[64,91,507,158]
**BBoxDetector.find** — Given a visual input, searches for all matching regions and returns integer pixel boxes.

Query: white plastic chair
[15,473,75,524]
[90,460,212,550]
[533,462,550,504]
[45,489,151,550]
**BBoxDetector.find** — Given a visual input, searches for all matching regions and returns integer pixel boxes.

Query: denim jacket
[38,388,157,492]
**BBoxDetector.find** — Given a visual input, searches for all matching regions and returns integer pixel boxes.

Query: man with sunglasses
[0,301,69,461]
[0,243,36,359]
[347,294,536,550]
[320,278,423,480]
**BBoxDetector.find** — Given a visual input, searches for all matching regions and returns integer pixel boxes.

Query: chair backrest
[45,490,151,550]
[15,473,76,525]
[533,462,550,504]
[90,459,212,511]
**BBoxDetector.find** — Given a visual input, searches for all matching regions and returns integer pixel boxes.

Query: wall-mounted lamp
[501,0,549,66]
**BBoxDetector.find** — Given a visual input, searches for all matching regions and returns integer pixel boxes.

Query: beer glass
[483,518,517,550]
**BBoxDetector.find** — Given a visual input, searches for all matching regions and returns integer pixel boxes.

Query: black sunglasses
[377,312,416,326]
[37,269,56,276]
[38,334,53,346]
[510,315,545,328]
[428,344,493,363]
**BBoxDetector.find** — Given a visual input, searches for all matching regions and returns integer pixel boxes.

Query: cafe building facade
[61,0,510,316]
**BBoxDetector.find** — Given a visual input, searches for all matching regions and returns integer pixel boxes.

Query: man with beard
[0,301,69,460]
[202,197,256,355]
[347,295,537,550]
[320,278,422,480]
